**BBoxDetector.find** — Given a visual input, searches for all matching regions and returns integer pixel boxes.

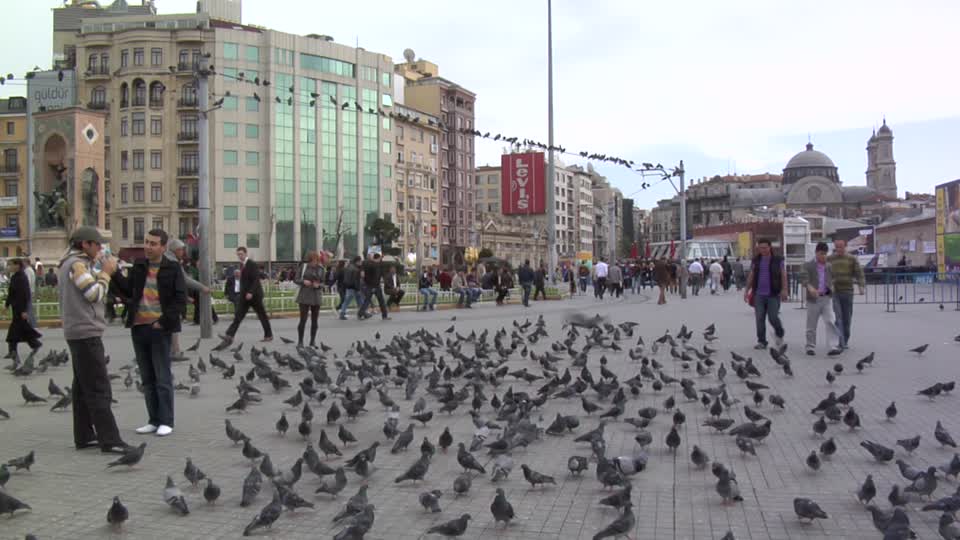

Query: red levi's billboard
[501,152,546,215]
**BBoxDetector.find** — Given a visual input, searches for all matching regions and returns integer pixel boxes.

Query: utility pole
[196,56,212,339]
[608,199,616,262]
[678,160,687,299]
[546,0,557,285]
[414,210,422,281]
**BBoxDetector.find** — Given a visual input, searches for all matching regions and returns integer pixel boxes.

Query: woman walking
[295,251,324,347]
[5,259,42,358]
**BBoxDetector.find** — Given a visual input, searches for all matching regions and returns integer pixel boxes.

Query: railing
[177,167,199,177]
[132,98,146,107]
[119,99,129,108]
[784,270,960,312]
[178,199,198,209]
[86,101,108,110]
[177,97,198,108]
[177,62,197,72]
[177,131,199,142]
[149,98,164,108]
[0,165,19,175]
[85,66,110,76]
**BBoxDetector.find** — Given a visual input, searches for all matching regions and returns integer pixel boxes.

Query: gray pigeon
[593,503,635,540]
[940,513,960,540]
[163,475,189,515]
[491,454,513,482]
[334,503,376,540]
[394,452,431,483]
[183,457,206,486]
[242,491,282,536]
[716,469,743,504]
[332,485,369,523]
[690,445,710,468]
[490,488,515,526]
[936,421,957,448]
[568,455,589,475]
[425,513,471,537]
[453,472,472,496]
[0,464,8,487]
[456,442,486,474]
[904,466,938,499]
[107,496,128,527]
[793,497,828,522]
[315,467,347,497]
[106,443,146,469]
[203,478,221,504]
[0,490,31,516]
[419,490,443,513]
[241,466,263,507]
[857,474,876,505]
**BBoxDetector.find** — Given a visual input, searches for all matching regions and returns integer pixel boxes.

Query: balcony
[0,165,19,176]
[0,196,18,208]
[177,62,199,73]
[131,99,146,108]
[177,97,198,109]
[178,199,199,210]
[87,101,108,110]
[177,131,199,143]
[177,166,199,178]
[119,99,129,108]
[149,98,164,108]
[84,66,110,80]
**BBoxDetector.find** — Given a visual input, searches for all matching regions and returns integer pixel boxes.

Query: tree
[366,217,401,247]
[478,247,494,259]
[323,208,346,258]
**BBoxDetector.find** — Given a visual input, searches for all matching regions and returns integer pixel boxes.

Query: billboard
[936,178,960,273]
[27,70,77,113]
[832,226,875,255]
[501,152,546,215]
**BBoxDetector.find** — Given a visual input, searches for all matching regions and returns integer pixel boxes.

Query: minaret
[865,128,878,189]
[874,118,897,199]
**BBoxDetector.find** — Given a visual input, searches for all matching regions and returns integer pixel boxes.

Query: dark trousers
[754,295,785,345]
[496,287,509,304]
[67,337,123,448]
[595,277,607,298]
[226,295,273,339]
[609,283,623,298]
[521,283,532,306]
[131,325,174,427]
[832,292,854,347]
[360,287,388,318]
[335,286,345,310]
[533,284,546,300]
[297,304,320,345]
[192,295,219,324]
[386,289,405,307]
[579,277,587,293]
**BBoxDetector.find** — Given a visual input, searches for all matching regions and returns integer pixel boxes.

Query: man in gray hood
[165,238,215,355]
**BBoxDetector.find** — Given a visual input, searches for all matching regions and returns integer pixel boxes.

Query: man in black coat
[110,229,186,437]
[221,246,273,343]
[359,253,389,320]
[5,258,42,358]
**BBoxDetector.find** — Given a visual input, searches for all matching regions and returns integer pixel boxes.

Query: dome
[877,118,892,136]
[785,143,836,169]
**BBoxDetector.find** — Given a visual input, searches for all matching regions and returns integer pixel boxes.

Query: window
[120,49,129,67]
[133,218,145,243]
[223,150,238,165]
[245,151,259,166]
[222,96,238,110]
[121,218,128,239]
[245,96,258,112]
[223,206,238,220]
[150,151,162,169]
[223,122,238,137]
[88,53,98,71]
[245,124,259,138]
[152,218,163,231]
[133,182,144,202]
[299,53,355,77]
[100,53,108,71]
[383,141,391,154]
[274,48,294,66]
[5,180,16,197]
[132,113,145,135]
[223,177,238,192]
[120,184,128,204]
[382,94,393,107]
[245,178,259,193]
[150,116,162,135]
[149,82,163,105]
[223,42,239,60]
[222,67,238,80]
[223,233,238,249]
[133,48,144,66]
[382,72,391,87]
[246,233,260,248]
[150,182,162,202]
[120,151,129,170]
[178,49,188,67]
[151,48,162,65]
[132,150,144,170]
[120,116,128,136]
[245,45,260,63]
[383,164,392,178]
[180,115,197,135]
[246,206,259,221]
[90,86,106,106]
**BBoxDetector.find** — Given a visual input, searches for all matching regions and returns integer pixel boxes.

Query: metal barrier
[786,271,960,312]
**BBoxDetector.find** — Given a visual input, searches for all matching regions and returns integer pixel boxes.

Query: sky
[2,0,958,209]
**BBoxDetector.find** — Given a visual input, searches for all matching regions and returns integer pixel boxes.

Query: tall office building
[55,0,395,264]
[394,54,476,266]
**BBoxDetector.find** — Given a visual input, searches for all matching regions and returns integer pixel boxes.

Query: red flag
[669,240,676,259]
[630,242,639,259]
[644,242,651,258]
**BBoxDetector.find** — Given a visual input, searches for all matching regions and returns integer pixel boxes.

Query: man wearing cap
[59,226,132,454]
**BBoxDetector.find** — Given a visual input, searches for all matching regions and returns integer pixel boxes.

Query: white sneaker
[156,425,173,437]
[135,424,157,434]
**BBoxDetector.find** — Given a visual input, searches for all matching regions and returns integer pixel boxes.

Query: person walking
[224,267,240,310]
[518,260,535,307]
[333,260,346,311]
[165,239,215,358]
[732,257,746,291]
[578,263,589,294]
[220,246,273,344]
[5,259,42,359]
[21,256,37,326]
[801,243,843,357]
[533,263,547,301]
[654,258,670,305]
[828,238,865,349]
[607,262,623,299]
[418,267,438,311]
[743,238,788,350]
[687,259,704,296]
[44,267,58,287]
[338,256,363,320]
[295,251,324,347]
[594,258,609,299]
[721,256,733,291]
[359,253,389,320]
[59,227,131,454]
[708,259,724,295]
[384,265,405,309]
[111,229,186,438]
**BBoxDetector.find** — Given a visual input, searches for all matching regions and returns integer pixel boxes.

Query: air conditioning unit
[430,143,438,154]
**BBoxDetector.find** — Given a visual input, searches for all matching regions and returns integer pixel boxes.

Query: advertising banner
[501,152,546,215]
[833,226,875,255]
[935,179,960,273]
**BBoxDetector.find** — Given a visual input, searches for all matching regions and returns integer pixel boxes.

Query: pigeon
[21,384,46,404]
[0,490,31,516]
[277,484,314,512]
[241,466,263,507]
[106,443,147,469]
[813,416,828,437]
[909,344,928,355]
[457,443,486,474]
[438,427,453,452]
[885,402,898,421]
[242,438,264,462]
[298,419,312,440]
[896,435,921,454]
[334,503,376,540]
[242,491,282,536]
[634,430,653,448]
[599,484,632,511]
[318,430,342,457]
[922,492,960,515]
[163,475,189,515]
[936,421,957,448]
[425,513,471,537]
[593,503,635,540]
[716,469,743,504]
[793,497,828,522]
[491,454,513,482]
[918,383,944,399]
[392,424,415,453]
[315,467,347,497]
[568,455,589,475]
[0,406,8,419]
[48,379,65,397]
[861,440,895,462]
[521,464,555,488]
[819,437,837,459]
[419,489,443,513]
[106,496,128,527]
[0,464,8,487]
[276,412,289,436]
[690,445,710,469]
[7,450,35,471]
[489,488,515,526]
[332,485,369,523]
[203,478,221,504]
[665,426,681,452]
[805,450,821,472]
[183,457,206,486]
[940,514,960,540]
[857,474,876,504]
[453,472,472,496]
[394,452,431,483]
[735,436,756,457]
[904,466,939,499]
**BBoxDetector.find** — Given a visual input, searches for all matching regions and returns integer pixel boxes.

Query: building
[394,53,476,266]
[474,165,548,266]
[57,0,396,263]
[632,207,650,247]
[0,97,28,257]
[650,198,679,243]
[392,103,440,267]
[874,208,936,268]
[591,173,623,260]
[866,119,897,199]
[621,198,634,251]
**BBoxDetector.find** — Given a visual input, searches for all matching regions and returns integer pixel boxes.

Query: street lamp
[636,161,687,298]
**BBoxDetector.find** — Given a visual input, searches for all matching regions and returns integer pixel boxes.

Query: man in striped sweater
[58,226,131,454]
[828,239,866,349]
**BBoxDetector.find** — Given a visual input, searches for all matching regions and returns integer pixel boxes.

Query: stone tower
[866,118,897,199]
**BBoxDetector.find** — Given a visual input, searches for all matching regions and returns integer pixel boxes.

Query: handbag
[746,289,755,307]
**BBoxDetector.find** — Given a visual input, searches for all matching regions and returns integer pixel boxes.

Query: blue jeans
[832,292,854,347]
[419,288,438,309]
[454,288,466,306]
[339,288,361,318]
[521,283,532,306]
[753,295,784,345]
[131,324,174,427]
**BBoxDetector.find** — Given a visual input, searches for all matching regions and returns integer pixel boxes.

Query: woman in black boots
[295,251,324,347]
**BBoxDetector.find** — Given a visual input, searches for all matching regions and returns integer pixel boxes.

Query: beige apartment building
[392,103,440,266]
[0,98,28,258]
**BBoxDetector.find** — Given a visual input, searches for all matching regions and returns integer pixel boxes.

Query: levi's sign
[501,152,545,215]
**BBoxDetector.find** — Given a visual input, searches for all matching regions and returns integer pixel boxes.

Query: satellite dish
[403,48,415,63]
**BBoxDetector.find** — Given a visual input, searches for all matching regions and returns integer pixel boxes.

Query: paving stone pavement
[0,290,958,540]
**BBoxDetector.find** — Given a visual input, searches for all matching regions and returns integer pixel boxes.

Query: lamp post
[546,0,558,285]
[636,161,687,298]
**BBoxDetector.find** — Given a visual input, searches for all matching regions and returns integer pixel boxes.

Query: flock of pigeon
[2,312,960,539]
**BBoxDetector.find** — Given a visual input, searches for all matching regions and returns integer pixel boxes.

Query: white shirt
[688,261,703,275]
[710,262,723,276]
[24,265,36,294]
[595,261,609,278]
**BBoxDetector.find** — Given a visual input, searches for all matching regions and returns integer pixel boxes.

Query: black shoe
[101,443,134,455]
[76,440,99,450]
[827,348,843,356]
[382,316,391,320]
[753,342,767,350]
[805,349,815,356]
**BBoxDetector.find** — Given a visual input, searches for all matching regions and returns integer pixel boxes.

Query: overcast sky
[3,0,958,208]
